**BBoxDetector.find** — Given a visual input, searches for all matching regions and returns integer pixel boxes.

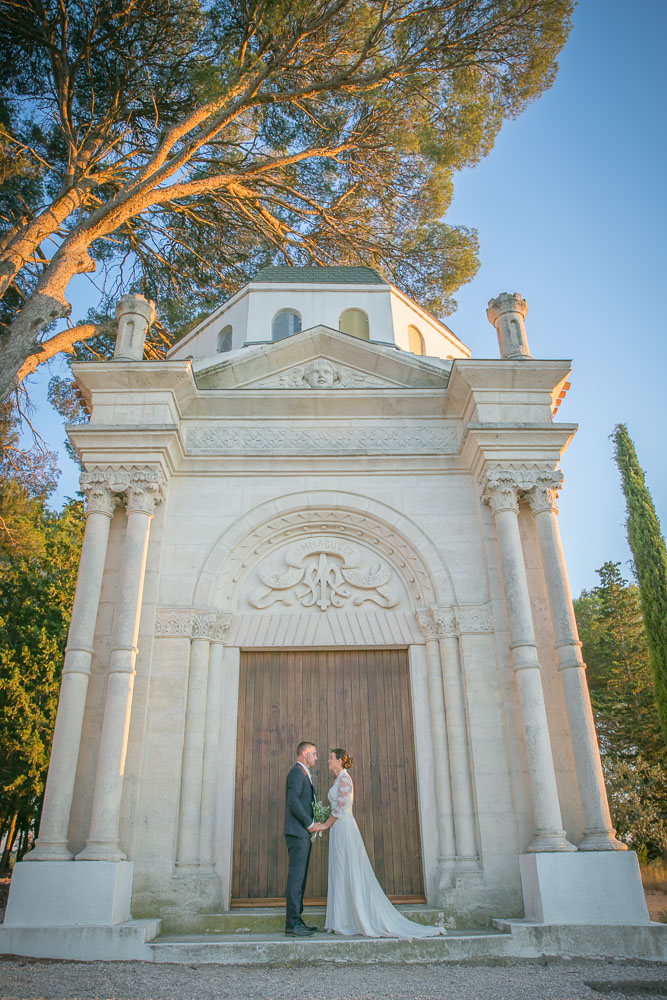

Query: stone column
[25,473,118,861]
[77,469,164,861]
[486,292,531,360]
[176,612,216,867]
[482,470,575,852]
[431,607,478,867]
[199,614,233,867]
[416,612,456,887]
[526,472,626,851]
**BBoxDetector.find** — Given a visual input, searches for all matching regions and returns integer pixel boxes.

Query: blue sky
[23,0,666,598]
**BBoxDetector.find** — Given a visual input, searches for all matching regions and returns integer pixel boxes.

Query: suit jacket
[284,763,315,838]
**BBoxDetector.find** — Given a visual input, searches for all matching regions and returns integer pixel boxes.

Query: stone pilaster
[176,612,217,867]
[77,468,165,862]
[526,472,626,851]
[431,607,478,868]
[482,469,575,852]
[416,611,456,889]
[199,613,233,867]
[25,473,119,861]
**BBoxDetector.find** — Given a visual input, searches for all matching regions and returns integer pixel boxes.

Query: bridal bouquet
[311,800,331,842]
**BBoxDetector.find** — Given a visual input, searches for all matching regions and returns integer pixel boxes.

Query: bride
[315,748,447,939]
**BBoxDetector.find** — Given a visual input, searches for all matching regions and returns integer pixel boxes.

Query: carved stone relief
[249,536,399,612]
[247,357,393,389]
[221,507,436,609]
[187,424,457,455]
[154,609,233,642]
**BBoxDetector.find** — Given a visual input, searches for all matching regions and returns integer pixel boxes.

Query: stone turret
[486,292,531,360]
[113,293,156,361]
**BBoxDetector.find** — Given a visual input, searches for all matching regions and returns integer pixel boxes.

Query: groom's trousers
[284,834,312,927]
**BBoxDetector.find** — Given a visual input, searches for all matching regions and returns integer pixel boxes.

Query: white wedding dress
[324,770,446,939]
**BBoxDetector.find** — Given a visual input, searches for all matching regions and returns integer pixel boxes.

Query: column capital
[125,468,166,515]
[415,609,439,641]
[481,469,520,514]
[155,608,233,643]
[431,606,458,637]
[79,471,120,518]
[525,470,564,515]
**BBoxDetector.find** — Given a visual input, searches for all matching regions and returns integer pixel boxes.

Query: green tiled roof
[251,265,386,285]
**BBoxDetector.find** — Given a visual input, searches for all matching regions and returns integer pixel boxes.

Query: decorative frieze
[421,604,494,637]
[250,358,392,389]
[250,537,398,612]
[155,609,233,642]
[187,425,457,456]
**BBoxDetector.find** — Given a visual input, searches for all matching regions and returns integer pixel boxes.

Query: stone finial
[486,292,531,360]
[113,293,156,361]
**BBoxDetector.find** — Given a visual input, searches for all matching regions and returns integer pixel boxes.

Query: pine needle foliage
[613,424,667,746]
[0,0,573,396]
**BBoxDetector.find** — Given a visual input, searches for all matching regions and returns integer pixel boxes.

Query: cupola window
[339,308,370,340]
[408,325,425,355]
[217,325,232,352]
[272,309,302,341]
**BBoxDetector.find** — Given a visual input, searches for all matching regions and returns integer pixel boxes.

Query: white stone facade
[2,274,653,958]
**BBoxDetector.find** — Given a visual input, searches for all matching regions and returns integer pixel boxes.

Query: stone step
[174,905,450,936]
[148,928,510,965]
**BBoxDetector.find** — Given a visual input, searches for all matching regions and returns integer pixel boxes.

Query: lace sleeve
[331,772,352,818]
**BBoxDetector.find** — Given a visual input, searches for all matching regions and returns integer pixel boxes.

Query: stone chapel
[1,265,658,962]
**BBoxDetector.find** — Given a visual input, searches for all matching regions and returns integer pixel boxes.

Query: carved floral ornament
[250,536,399,612]
[154,609,233,642]
[481,465,563,515]
[416,604,494,638]
[80,465,166,515]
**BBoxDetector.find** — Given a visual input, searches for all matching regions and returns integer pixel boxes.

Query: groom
[284,740,320,936]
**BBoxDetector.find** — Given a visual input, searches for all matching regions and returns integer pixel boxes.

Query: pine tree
[613,424,667,745]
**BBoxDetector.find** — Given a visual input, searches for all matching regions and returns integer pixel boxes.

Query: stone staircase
[147,905,511,964]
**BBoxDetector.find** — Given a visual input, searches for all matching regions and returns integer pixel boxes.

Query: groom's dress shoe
[299,920,317,931]
[285,923,315,936]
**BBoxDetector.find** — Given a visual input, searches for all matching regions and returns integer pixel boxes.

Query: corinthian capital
[525,470,564,514]
[481,470,520,515]
[79,470,120,518]
[125,468,166,515]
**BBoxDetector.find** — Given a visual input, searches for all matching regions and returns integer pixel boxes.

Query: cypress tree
[613,424,667,744]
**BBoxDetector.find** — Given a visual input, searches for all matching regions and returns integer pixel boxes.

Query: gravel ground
[0,958,666,1000]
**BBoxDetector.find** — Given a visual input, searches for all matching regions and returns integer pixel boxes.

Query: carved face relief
[249,535,401,612]
[304,359,338,388]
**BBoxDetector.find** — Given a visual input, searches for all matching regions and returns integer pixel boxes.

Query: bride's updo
[331,748,353,769]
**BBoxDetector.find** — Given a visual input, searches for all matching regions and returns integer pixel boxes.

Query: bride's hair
[330,748,353,769]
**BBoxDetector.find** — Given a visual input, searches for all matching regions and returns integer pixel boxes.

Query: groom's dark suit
[284,762,315,929]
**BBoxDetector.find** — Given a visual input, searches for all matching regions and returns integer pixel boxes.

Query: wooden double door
[231,648,425,904]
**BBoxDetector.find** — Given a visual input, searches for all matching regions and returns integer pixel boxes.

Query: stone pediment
[192,325,452,390]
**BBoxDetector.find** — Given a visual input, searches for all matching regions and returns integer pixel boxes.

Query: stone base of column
[526,829,577,853]
[76,840,127,862]
[3,860,134,926]
[519,852,650,924]
[455,855,481,872]
[21,840,73,862]
[578,829,628,851]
